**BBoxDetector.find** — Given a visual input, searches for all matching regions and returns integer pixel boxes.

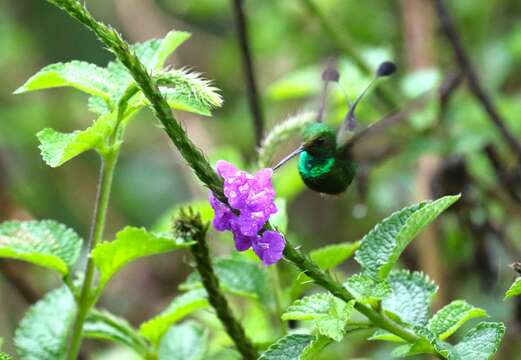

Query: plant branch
[231,0,265,146]
[67,150,118,360]
[299,0,399,110]
[432,0,521,158]
[176,210,258,360]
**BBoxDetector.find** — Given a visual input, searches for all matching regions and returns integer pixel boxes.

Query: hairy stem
[188,221,258,359]
[67,150,118,360]
[231,0,265,146]
[299,0,399,110]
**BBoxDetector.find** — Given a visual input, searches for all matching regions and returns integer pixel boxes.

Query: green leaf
[158,321,208,360]
[382,270,437,327]
[504,277,521,299]
[92,226,193,288]
[282,293,355,341]
[428,300,488,340]
[0,220,83,275]
[14,61,113,99]
[309,241,360,270]
[259,334,331,360]
[180,258,269,302]
[0,353,12,360]
[368,329,404,343]
[344,274,392,303]
[37,113,115,167]
[139,289,209,344]
[355,195,460,280]
[453,322,505,360]
[84,309,150,356]
[15,287,76,360]
[134,31,191,72]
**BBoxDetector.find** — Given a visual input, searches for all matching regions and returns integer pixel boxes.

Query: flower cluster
[209,160,285,265]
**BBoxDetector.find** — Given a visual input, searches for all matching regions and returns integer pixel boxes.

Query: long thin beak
[273,145,304,171]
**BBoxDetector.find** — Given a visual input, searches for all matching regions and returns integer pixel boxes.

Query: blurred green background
[1,0,521,358]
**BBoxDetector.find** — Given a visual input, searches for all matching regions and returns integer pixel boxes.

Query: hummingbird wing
[337,94,430,162]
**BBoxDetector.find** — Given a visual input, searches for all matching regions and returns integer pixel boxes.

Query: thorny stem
[180,212,258,360]
[231,0,265,146]
[299,0,399,110]
[48,0,438,356]
[432,0,521,158]
[67,150,118,360]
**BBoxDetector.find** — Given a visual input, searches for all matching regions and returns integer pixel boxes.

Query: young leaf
[355,195,460,280]
[504,277,521,299]
[453,322,505,360]
[282,293,355,341]
[139,289,209,344]
[158,321,208,360]
[84,309,150,357]
[15,287,76,360]
[14,61,113,99]
[259,334,331,360]
[382,270,437,327]
[343,273,392,303]
[309,241,360,270]
[427,300,488,340]
[180,258,269,302]
[37,113,115,167]
[133,30,191,72]
[0,220,83,275]
[91,226,193,288]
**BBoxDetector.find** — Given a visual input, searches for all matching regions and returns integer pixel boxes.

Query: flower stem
[67,150,118,360]
[180,212,258,360]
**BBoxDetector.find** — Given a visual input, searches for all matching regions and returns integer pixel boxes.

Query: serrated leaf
[282,293,355,341]
[355,195,460,280]
[134,31,191,72]
[0,220,83,275]
[139,289,209,344]
[92,226,193,288]
[344,273,392,303]
[158,321,208,360]
[84,309,149,356]
[14,61,112,99]
[259,334,331,360]
[309,241,360,270]
[453,322,505,360]
[504,277,521,299]
[428,300,488,340]
[37,113,115,167]
[180,258,269,302]
[382,270,438,327]
[15,287,76,360]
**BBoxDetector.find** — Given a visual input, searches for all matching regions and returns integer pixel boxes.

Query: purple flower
[209,160,285,265]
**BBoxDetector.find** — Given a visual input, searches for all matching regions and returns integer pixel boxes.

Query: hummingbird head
[301,123,336,157]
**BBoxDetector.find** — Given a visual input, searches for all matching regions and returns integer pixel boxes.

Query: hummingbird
[273,61,397,195]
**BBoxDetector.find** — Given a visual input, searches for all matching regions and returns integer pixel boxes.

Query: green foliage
[14,287,76,360]
[427,300,488,340]
[451,322,505,360]
[382,270,438,326]
[84,309,150,357]
[37,113,115,167]
[343,273,392,303]
[180,257,269,302]
[355,195,460,280]
[91,226,193,288]
[14,60,113,99]
[139,289,209,344]
[282,293,355,341]
[158,321,208,360]
[309,241,360,270]
[0,220,82,275]
[259,334,331,360]
[504,277,521,299]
